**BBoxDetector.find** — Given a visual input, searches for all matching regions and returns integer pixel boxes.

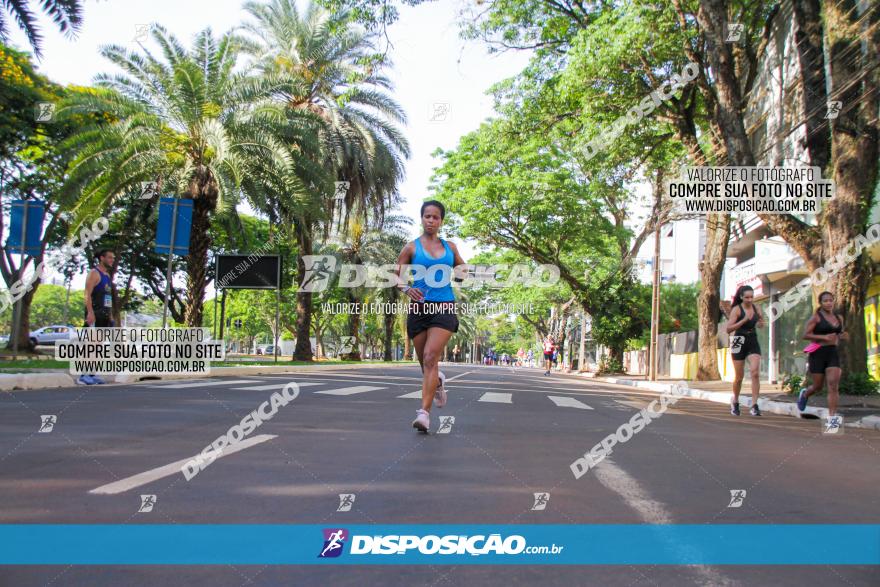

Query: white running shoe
[412,409,430,433]
[434,371,447,408]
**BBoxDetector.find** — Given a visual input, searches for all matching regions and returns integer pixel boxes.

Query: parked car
[263,345,275,355]
[29,325,75,346]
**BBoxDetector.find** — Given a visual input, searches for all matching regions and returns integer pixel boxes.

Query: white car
[29,325,75,346]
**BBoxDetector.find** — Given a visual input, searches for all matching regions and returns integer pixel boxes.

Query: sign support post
[161,197,179,328]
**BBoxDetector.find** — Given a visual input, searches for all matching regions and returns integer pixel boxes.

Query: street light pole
[579,312,587,372]
[649,222,661,382]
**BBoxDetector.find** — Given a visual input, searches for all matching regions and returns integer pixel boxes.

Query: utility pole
[649,170,664,381]
[578,312,587,372]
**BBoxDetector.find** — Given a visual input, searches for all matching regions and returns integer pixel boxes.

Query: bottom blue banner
[0,525,877,565]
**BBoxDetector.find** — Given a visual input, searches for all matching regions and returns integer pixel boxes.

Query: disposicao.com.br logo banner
[0,525,878,565]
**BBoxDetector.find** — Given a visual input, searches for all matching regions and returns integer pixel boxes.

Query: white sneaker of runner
[434,371,447,408]
[412,409,430,433]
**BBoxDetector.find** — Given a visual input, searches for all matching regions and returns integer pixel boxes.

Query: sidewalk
[583,373,880,431]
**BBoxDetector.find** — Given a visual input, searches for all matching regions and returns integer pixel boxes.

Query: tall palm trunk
[342,250,363,361]
[293,220,314,360]
[183,166,218,326]
[383,288,397,361]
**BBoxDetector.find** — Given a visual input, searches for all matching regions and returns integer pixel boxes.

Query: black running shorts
[730,333,760,361]
[84,308,115,328]
[406,301,459,339]
[808,345,840,374]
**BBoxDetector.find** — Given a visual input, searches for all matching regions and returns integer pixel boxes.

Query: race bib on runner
[730,335,745,353]
[103,294,112,308]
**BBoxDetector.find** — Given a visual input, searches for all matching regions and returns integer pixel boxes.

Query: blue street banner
[0,525,878,565]
[6,199,46,256]
[154,197,193,256]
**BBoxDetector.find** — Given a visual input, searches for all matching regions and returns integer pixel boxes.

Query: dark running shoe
[730,401,740,416]
[750,404,762,417]
[797,388,809,412]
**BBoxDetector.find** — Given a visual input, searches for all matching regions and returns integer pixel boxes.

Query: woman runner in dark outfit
[395,200,465,432]
[726,285,765,416]
[798,291,848,416]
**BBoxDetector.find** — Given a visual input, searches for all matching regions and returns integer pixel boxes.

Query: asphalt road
[1,364,878,586]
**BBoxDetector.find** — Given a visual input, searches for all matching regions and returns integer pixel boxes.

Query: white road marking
[231,382,321,391]
[88,434,277,495]
[315,385,384,396]
[478,392,512,404]
[256,373,421,382]
[397,391,423,399]
[445,371,472,382]
[147,379,259,389]
[547,396,593,410]
[592,458,732,585]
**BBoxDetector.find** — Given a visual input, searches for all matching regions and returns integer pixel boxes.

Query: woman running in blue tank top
[395,200,465,433]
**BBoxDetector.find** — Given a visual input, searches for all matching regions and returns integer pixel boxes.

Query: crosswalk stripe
[231,382,321,391]
[315,385,384,396]
[148,379,259,389]
[548,395,594,410]
[397,391,422,399]
[478,392,512,404]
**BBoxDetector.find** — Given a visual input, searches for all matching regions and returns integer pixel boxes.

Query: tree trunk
[696,214,730,379]
[792,0,830,173]
[697,0,756,167]
[183,168,218,327]
[293,221,314,361]
[342,304,362,361]
[383,307,394,361]
[819,0,879,374]
[9,285,38,352]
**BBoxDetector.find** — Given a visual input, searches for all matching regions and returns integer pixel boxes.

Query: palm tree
[331,212,411,360]
[0,0,82,58]
[59,25,296,325]
[241,0,410,360]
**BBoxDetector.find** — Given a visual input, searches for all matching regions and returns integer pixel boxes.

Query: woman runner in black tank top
[726,285,765,417]
[797,291,848,417]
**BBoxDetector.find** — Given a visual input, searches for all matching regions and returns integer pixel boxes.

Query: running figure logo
[825,101,842,120]
[318,528,348,558]
[38,415,57,433]
[725,23,744,42]
[437,416,455,434]
[823,415,844,435]
[300,255,338,292]
[333,181,349,203]
[730,336,745,354]
[138,494,156,513]
[35,102,55,122]
[727,489,746,508]
[140,181,159,200]
[429,102,450,122]
[531,492,550,511]
[337,336,355,356]
[337,493,356,512]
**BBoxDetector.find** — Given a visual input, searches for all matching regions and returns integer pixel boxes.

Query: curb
[0,373,76,391]
[590,375,880,431]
